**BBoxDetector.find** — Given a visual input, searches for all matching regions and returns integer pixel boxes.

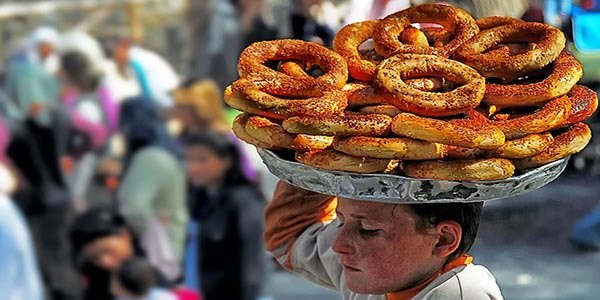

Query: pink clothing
[344,0,411,24]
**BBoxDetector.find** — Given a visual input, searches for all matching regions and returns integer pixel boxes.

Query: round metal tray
[258,149,569,203]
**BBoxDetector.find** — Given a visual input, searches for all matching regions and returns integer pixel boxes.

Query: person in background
[169,78,278,199]
[104,37,153,102]
[291,0,339,46]
[7,105,83,300]
[118,98,187,282]
[112,39,179,107]
[183,130,266,300]
[0,118,45,300]
[111,257,178,300]
[59,51,119,212]
[69,207,172,300]
[2,27,60,123]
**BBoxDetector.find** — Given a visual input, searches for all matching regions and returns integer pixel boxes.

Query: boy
[265,181,504,299]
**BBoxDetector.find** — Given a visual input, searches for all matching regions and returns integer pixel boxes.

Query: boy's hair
[407,202,483,260]
[117,257,156,296]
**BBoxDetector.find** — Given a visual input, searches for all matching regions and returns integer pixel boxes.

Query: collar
[386,255,473,300]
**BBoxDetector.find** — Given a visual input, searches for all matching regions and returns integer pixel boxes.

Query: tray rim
[258,148,569,203]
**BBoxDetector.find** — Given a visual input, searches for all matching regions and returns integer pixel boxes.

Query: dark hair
[408,202,483,260]
[60,51,100,92]
[183,130,251,187]
[116,257,156,296]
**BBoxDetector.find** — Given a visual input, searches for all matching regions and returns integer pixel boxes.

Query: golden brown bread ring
[445,132,555,159]
[491,95,572,139]
[244,115,296,149]
[231,79,348,118]
[232,113,276,149]
[357,105,402,117]
[422,27,453,47]
[454,22,566,80]
[292,134,334,150]
[373,4,479,57]
[399,26,429,47]
[283,113,392,136]
[391,110,505,149]
[333,136,445,160]
[562,85,599,127]
[344,83,388,108]
[333,20,380,82]
[377,54,485,117]
[403,158,515,181]
[476,16,522,31]
[238,39,348,97]
[484,51,583,107]
[295,149,396,173]
[514,122,592,169]
[225,86,288,120]
[278,61,312,79]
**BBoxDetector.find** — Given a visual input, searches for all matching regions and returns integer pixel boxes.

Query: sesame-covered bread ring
[476,16,522,31]
[238,39,348,97]
[454,22,566,80]
[491,96,572,139]
[244,115,333,150]
[514,123,592,169]
[333,20,381,82]
[445,132,555,159]
[283,113,392,136]
[391,110,505,149]
[562,85,599,127]
[333,136,445,160]
[377,54,485,117]
[373,4,479,57]
[404,158,515,181]
[357,105,402,117]
[231,79,347,118]
[484,51,583,107]
[232,113,276,149]
[296,149,396,173]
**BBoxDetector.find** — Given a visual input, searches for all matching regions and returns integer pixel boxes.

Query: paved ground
[263,172,600,300]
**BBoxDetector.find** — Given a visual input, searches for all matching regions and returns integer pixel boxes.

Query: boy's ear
[432,221,462,258]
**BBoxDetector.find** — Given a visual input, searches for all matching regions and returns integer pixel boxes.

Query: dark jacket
[191,184,266,300]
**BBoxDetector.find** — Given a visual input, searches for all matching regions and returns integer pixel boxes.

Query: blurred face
[332,200,445,294]
[37,42,54,60]
[113,42,130,67]
[185,145,231,188]
[82,229,133,271]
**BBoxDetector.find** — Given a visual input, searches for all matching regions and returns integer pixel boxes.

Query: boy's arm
[264,181,343,289]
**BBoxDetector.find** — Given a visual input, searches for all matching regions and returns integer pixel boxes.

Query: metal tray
[258,149,569,203]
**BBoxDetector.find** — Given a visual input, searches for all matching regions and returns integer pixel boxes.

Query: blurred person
[112,39,179,107]
[265,182,503,299]
[2,28,61,123]
[169,78,278,199]
[0,118,45,300]
[191,0,241,89]
[59,51,119,211]
[412,0,529,19]
[6,104,83,300]
[291,0,338,46]
[118,98,187,282]
[111,257,178,300]
[237,0,277,47]
[101,37,152,103]
[69,207,173,300]
[344,0,410,24]
[26,26,61,74]
[183,131,266,300]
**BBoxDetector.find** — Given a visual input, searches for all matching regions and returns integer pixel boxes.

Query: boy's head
[110,257,156,298]
[332,198,482,294]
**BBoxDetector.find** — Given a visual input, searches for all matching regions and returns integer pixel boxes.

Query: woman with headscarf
[117,97,187,282]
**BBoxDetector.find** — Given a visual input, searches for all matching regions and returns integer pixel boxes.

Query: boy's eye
[359,227,381,236]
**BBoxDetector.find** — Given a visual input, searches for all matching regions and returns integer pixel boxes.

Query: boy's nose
[332,224,354,255]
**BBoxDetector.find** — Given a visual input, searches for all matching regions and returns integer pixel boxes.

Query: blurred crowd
[0,0,582,300]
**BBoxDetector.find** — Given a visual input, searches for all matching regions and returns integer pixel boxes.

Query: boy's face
[332,199,446,294]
